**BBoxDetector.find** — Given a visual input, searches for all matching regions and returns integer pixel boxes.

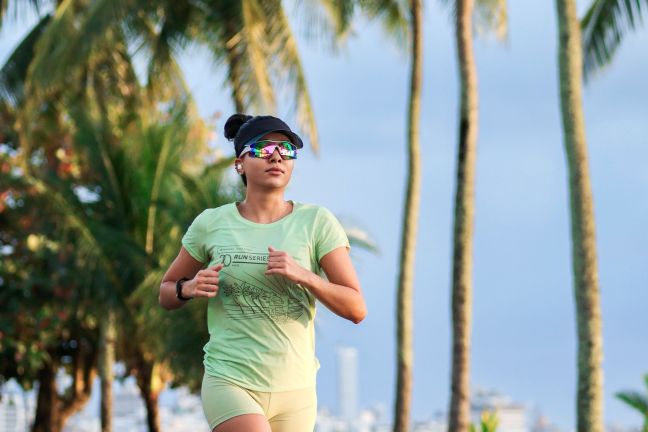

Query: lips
[266,168,284,174]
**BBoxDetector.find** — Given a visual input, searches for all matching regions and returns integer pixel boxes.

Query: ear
[234,158,244,174]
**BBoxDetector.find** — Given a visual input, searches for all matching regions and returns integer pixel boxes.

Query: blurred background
[0,0,646,431]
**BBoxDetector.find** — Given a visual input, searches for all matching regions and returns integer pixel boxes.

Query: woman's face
[236,131,295,190]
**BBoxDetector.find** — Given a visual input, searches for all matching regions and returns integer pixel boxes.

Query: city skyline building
[337,346,359,422]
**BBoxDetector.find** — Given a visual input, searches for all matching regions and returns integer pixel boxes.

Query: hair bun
[224,114,253,140]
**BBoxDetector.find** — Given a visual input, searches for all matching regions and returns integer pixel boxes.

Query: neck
[238,188,292,223]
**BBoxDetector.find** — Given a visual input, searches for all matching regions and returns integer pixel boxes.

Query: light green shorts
[200,372,317,432]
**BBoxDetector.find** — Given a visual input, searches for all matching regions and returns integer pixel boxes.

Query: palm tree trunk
[225,16,245,113]
[555,0,604,431]
[448,0,478,430]
[32,341,96,432]
[60,340,96,425]
[141,382,161,432]
[32,358,61,432]
[135,351,162,432]
[225,46,245,113]
[99,308,116,432]
[394,0,422,431]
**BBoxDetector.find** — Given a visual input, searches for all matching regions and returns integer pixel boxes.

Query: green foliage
[469,410,499,432]
[1,1,387,426]
[21,0,335,152]
[0,14,51,104]
[581,0,648,79]
[439,0,509,41]
[615,374,648,432]
[0,144,100,390]
[1,16,233,411]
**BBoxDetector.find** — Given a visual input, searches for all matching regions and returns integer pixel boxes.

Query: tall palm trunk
[448,0,478,430]
[32,357,60,432]
[394,0,422,430]
[134,349,163,432]
[32,344,95,432]
[225,24,245,113]
[99,308,116,432]
[555,0,604,430]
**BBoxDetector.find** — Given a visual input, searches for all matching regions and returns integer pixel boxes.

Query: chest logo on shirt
[219,252,268,267]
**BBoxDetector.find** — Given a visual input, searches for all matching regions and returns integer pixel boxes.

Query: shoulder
[191,203,235,226]
[293,201,336,222]
[293,202,344,233]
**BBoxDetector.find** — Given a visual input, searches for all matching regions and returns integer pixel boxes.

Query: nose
[268,147,283,163]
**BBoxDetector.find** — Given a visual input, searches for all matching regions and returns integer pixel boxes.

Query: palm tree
[615,374,648,432]
[556,1,647,430]
[0,4,317,430]
[21,0,332,153]
[0,141,101,432]
[393,0,422,430]
[20,97,226,432]
[3,13,217,427]
[447,1,478,429]
[555,0,604,430]
[445,0,506,430]
[2,2,398,430]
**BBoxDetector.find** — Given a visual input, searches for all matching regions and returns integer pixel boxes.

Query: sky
[2,1,647,430]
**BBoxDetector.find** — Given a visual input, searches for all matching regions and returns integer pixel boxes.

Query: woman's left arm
[265,245,366,324]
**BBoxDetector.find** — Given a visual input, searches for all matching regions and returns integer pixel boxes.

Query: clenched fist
[183,263,224,298]
[265,246,311,285]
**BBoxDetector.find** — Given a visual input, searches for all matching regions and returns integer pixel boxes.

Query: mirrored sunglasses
[241,140,298,160]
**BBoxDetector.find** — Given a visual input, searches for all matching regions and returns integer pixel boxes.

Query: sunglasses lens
[249,140,297,159]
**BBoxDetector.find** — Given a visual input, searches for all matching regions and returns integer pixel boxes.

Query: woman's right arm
[159,246,222,310]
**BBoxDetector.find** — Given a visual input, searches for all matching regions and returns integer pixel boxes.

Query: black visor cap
[233,116,304,156]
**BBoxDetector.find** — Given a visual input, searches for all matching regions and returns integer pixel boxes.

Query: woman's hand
[183,263,224,298]
[265,246,311,285]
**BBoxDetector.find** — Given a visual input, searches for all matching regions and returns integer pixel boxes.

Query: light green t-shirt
[181,200,350,391]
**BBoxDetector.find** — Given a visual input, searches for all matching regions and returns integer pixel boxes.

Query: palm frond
[28,0,188,95]
[240,0,277,112]
[68,104,127,221]
[21,174,123,293]
[269,6,320,153]
[439,0,509,41]
[197,2,276,113]
[338,218,380,255]
[581,0,648,80]
[26,0,82,94]
[475,0,508,41]
[0,0,49,29]
[139,114,192,254]
[0,14,50,105]
[345,226,381,254]
[318,0,356,38]
[358,0,409,46]
[293,0,356,48]
[143,1,199,90]
[615,390,648,413]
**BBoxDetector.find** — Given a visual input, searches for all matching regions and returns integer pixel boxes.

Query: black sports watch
[176,277,192,301]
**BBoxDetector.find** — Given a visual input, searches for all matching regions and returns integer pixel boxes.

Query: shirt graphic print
[217,246,308,323]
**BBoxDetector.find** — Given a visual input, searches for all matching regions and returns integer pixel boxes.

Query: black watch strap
[176,277,192,301]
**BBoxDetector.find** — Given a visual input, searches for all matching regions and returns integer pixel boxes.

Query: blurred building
[337,346,359,422]
[530,414,562,432]
[0,379,33,432]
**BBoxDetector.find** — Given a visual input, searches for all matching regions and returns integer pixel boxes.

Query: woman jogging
[159,113,367,432]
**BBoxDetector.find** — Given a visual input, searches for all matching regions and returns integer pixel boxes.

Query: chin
[254,178,290,189]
